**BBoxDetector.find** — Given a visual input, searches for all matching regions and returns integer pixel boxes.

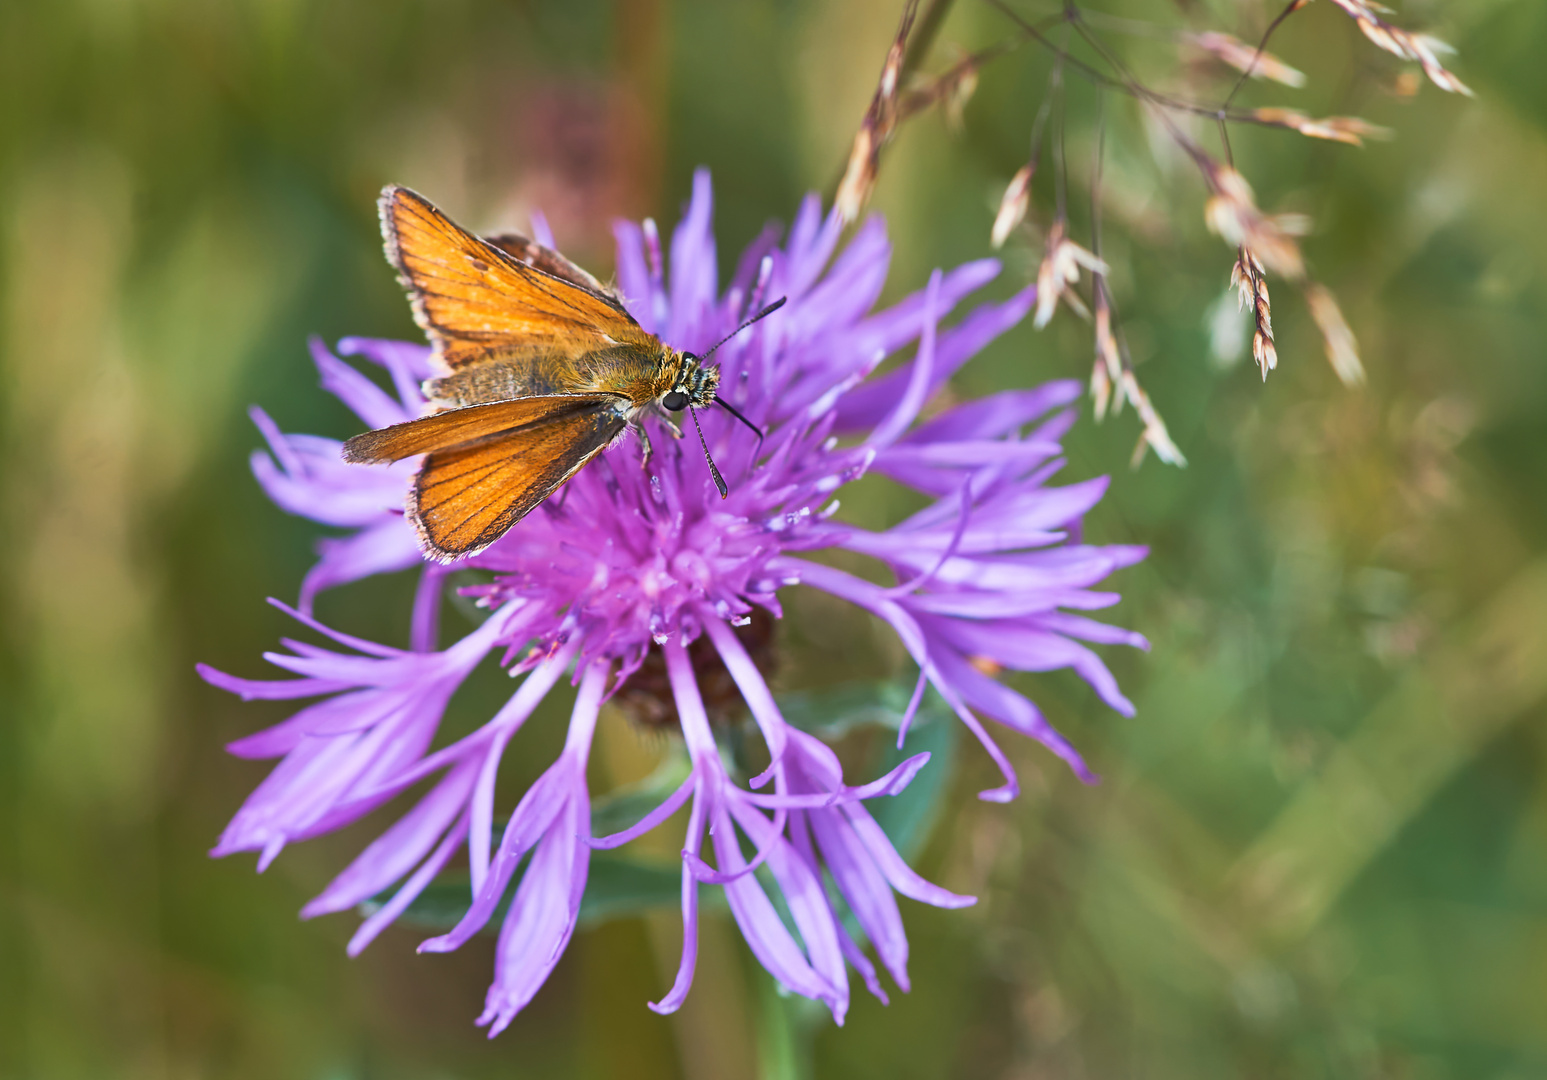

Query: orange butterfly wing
[380,186,653,370]
[406,396,630,560]
[340,395,626,464]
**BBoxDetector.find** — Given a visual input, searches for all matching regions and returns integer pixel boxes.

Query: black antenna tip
[689,406,729,498]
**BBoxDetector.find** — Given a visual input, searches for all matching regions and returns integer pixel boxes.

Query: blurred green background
[3,0,1546,1077]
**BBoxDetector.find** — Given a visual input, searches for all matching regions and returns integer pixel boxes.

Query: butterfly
[342,186,779,563]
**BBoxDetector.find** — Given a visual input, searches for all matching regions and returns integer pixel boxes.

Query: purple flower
[202,169,1147,1031]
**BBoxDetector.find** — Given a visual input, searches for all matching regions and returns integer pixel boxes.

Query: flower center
[612,608,778,729]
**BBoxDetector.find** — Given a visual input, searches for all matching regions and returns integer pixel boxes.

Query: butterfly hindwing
[408,395,630,560]
[483,232,610,295]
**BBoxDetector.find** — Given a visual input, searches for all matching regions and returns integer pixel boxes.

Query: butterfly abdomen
[425,362,562,408]
[425,345,675,409]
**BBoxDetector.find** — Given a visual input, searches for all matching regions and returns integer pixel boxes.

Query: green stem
[754,971,822,1080]
[902,0,958,81]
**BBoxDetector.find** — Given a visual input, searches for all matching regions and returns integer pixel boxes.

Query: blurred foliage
[2,0,1546,1078]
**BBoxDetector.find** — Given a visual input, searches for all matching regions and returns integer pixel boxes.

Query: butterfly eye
[662,390,691,412]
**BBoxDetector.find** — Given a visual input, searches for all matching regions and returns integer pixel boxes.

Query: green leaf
[775,678,922,737]
[578,854,686,925]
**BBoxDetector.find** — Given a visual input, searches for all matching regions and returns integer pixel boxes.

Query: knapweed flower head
[202,169,1147,1033]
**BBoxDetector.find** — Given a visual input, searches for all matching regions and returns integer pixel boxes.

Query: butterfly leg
[633,413,684,469]
[634,421,654,468]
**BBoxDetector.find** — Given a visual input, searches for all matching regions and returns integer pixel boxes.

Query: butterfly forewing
[341,395,625,464]
[410,396,629,560]
[381,186,654,370]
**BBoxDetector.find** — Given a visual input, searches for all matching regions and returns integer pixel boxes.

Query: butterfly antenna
[699,296,787,362]
[692,297,782,489]
[689,406,729,499]
[714,395,764,455]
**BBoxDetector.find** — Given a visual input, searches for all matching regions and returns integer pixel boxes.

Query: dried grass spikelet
[941,65,979,131]
[1089,275,1183,466]
[836,127,879,226]
[1249,107,1392,147]
[1231,248,1278,380]
[844,42,990,227]
[1119,370,1187,468]
[1090,352,1113,422]
[1188,31,1306,87]
[991,163,1034,249]
[1305,282,1365,385]
[1202,160,1305,280]
[835,0,919,224]
[1035,219,1108,328]
[899,46,985,131]
[1091,277,1123,419]
[1324,0,1473,96]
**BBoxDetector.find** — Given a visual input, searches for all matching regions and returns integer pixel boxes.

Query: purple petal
[929,617,1136,717]
[248,406,303,476]
[784,199,844,301]
[588,769,697,849]
[467,646,577,888]
[842,801,975,910]
[797,215,890,333]
[249,447,407,528]
[410,564,447,653]
[336,337,433,411]
[904,382,1080,445]
[668,169,717,347]
[612,219,655,330]
[310,336,411,429]
[649,777,708,1015]
[806,804,910,991]
[419,765,571,953]
[717,801,846,1021]
[928,645,1096,784]
[225,688,398,758]
[833,280,1032,431]
[738,752,930,809]
[867,269,941,448]
[681,802,789,884]
[303,758,479,917]
[528,209,556,249]
[197,662,353,702]
[346,810,470,956]
[480,796,590,1035]
[729,221,785,302]
[703,615,789,780]
[300,521,423,612]
[1034,611,1151,650]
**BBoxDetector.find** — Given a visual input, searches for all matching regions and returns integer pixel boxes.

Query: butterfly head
[655,299,785,499]
[659,356,720,413]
